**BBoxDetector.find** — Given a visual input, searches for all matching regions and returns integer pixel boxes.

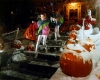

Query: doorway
[69,9,78,24]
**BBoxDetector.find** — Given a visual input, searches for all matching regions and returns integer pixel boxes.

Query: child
[54,10,64,40]
[35,13,50,57]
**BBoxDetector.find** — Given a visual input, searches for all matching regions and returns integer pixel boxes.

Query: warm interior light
[71,3,76,6]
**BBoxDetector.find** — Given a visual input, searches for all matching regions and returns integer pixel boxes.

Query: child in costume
[53,10,64,40]
[78,9,96,30]
[35,13,50,57]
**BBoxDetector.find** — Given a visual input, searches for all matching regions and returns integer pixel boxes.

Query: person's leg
[55,26,58,40]
[57,25,61,37]
[42,35,47,45]
[42,35,47,52]
[35,35,42,53]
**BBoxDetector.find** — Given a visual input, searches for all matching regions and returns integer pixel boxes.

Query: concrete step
[0,51,59,80]
[23,51,61,58]
[0,72,23,80]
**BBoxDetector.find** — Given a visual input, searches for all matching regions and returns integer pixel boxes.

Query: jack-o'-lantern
[79,37,95,52]
[66,39,75,44]
[77,37,100,69]
[60,44,92,77]
[69,31,77,40]
[69,24,80,31]
[11,40,22,49]
[26,42,34,51]
[80,37,100,69]
[66,39,79,45]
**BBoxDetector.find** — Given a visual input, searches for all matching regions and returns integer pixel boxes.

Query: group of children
[24,10,64,57]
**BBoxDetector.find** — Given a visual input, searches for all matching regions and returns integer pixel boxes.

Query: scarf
[38,20,49,34]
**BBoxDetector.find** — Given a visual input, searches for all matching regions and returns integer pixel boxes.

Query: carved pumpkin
[79,37,95,52]
[66,39,79,45]
[69,24,80,31]
[82,43,95,52]
[26,42,34,51]
[69,32,77,40]
[60,44,92,77]
[80,38,100,69]
[11,40,22,49]
[66,39,75,44]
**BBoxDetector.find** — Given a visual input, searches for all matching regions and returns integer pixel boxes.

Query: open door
[69,9,78,24]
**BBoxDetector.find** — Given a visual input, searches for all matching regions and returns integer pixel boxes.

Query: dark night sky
[0,0,36,31]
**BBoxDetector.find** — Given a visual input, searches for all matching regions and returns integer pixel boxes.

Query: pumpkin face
[82,43,95,52]
[27,43,34,51]
[66,39,75,44]
[11,40,22,49]
[69,24,80,31]
[59,44,92,77]
[79,38,95,52]
[74,25,80,30]
[69,33,77,40]
[66,39,79,45]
